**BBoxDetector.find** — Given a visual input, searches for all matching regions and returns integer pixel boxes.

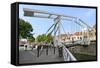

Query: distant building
[59,24,96,43]
[59,32,83,43]
[19,39,28,46]
[89,24,96,41]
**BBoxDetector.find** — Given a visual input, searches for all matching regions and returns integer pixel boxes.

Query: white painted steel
[62,45,77,61]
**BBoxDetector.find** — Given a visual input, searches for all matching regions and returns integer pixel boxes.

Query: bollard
[54,47,55,54]
[37,46,40,57]
[58,47,63,57]
[46,46,48,55]
[25,45,27,51]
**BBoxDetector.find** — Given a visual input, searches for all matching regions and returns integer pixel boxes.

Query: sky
[19,4,96,38]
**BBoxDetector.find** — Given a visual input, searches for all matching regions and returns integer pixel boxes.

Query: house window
[77,37,79,39]
[67,37,70,40]
[90,33,93,36]
[84,36,87,38]
[80,37,82,40]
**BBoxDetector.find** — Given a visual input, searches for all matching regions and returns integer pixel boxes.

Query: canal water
[72,53,96,61]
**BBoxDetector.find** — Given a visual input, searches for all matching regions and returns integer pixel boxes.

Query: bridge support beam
[53,16,61,47]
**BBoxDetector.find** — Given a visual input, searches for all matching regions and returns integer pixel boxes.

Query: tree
[47,33,53,42]
[28,36,35,44]
[19,19,33,39]
[36,34,48,42]
[36,34,53,43]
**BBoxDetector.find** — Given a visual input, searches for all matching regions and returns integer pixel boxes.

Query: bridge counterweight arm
[23,8,92,33]
[23,8,76,19]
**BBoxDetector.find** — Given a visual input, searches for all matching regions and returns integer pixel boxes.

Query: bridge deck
[19,47,64,64]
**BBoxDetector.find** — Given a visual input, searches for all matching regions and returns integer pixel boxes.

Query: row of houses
[59,24,96,43]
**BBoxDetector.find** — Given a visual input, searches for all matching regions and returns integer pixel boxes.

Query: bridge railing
[62,45,77,61]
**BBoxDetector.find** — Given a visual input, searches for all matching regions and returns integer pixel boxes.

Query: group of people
[24,42,63,57]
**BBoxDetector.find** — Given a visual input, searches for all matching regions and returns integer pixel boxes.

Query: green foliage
[19,19,33,38]
[36,34,53,42]
[36,34,48,42]
[28,36,35,43]
[47,33,53,42]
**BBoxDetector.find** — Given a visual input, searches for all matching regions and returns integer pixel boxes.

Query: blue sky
[19,4,96,38]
